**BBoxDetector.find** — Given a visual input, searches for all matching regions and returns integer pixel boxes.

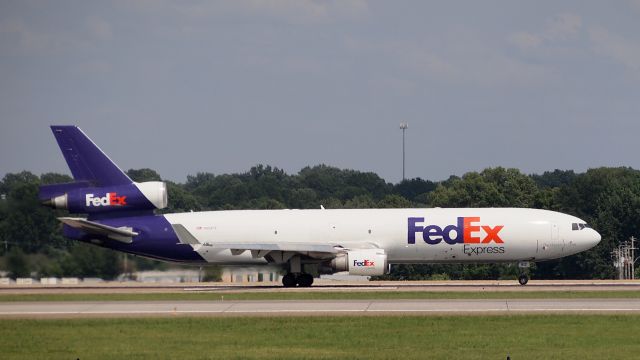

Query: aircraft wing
[170,223,378,261]
[205,242,341,253]
[58,217,138,244]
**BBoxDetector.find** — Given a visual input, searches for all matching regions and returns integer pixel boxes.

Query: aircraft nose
[583,229,601,250]
[591,229,602,247]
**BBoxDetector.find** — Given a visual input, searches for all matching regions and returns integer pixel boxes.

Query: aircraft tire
[282,273,297,287]
[518,274,529,286]
[297,273,314,287]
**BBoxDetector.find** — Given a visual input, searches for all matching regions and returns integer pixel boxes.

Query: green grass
[1,290,640,302]
[1,315,639,359]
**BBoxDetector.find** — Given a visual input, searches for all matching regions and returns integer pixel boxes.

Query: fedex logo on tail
[408,217,504,245]
[85,193,127,207]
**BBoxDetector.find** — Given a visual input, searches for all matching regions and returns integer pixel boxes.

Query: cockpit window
[572,222,591,231]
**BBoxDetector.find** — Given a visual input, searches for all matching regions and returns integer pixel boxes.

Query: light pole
[399,123,408,181]
[1,194,6,253]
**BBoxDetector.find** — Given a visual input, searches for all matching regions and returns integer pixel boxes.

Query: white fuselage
[163,208,601,266]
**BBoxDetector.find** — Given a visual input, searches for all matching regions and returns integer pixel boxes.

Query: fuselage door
[542,222,564,257]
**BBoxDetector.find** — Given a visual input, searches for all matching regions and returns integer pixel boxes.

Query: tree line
[1,165,638,280]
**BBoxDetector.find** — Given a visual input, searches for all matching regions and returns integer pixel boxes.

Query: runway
[3,280,640,295]
[2,298,640,317]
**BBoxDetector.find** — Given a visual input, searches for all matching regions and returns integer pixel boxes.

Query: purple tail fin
[50,126,132,186]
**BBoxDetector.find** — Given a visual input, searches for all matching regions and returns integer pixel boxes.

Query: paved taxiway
[2,299,640,317]
[3,280,640,295]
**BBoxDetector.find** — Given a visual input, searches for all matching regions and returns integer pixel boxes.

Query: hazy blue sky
[1,1,639,183]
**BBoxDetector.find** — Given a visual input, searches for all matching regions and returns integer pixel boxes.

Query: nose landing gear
[518,261,531,286]
[518,274,529,285]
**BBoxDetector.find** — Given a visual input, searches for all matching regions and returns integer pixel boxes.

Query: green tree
[61,244,122,280]
[126,168,162,182]
[288,188,318,209]
[0,172,68,254]
[531,169,577,188]
[377,194,412,208]
[428,167,538,208]
[344,195,376,208]
[40,173,73,185]
[6,247,30,279]
[163,181,201,213]
[393,178,436,203]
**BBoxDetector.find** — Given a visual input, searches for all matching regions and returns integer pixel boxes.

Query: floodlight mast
[399,122,408,181]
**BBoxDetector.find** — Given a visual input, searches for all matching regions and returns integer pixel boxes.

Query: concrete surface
[2,298,640,317]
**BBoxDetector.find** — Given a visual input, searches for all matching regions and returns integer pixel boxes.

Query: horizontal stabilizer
[58,217,138,243]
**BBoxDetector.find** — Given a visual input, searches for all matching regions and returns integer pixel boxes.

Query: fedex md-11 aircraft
[40,126,601,287]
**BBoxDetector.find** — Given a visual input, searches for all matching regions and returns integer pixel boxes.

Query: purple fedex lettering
[408,217,504,245]
[442,217,464,245]
[409,217,463,245]
[407,217,424,244]
[423,225,442,245]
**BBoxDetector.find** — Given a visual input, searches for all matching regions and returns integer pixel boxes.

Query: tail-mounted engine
[40,181,167,214]
[330,249,389,276]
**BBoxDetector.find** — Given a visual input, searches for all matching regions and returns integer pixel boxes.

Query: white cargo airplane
[41,126,601,286]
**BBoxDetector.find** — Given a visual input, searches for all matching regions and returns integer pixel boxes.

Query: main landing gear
[282,255,314,287]
[282,273,314,288]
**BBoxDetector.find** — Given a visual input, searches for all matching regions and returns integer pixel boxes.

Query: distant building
[133,269,201,283]
[132,267,281,283]
[221,266,281,283]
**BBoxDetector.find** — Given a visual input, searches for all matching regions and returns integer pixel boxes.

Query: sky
[1,1,640,184]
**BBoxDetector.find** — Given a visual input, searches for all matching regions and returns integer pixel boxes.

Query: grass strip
[1,315,639,359]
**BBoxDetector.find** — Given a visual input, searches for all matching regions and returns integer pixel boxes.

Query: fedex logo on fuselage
[408,217,504,245]
[85,193,127,207]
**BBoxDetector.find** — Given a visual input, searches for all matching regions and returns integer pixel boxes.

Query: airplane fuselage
[68,208,600,266]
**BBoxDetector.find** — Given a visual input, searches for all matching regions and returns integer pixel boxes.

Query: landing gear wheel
[282,273,297,287]
[297,273,314,287]
[518,274,529,286]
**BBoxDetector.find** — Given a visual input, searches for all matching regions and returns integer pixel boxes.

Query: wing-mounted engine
[329,249,390,276]
[40,181,168,214]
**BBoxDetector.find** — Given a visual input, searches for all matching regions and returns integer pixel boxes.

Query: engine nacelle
[330,249,389,276]
[41,181,167,214]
